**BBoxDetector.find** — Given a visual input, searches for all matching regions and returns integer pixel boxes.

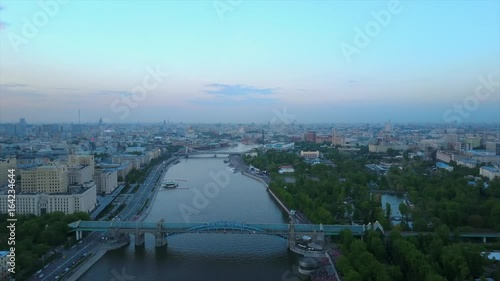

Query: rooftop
[481,166,500,172]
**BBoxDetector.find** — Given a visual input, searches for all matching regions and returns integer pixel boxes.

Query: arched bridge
[68,220,366,250]
[173,146,254,157]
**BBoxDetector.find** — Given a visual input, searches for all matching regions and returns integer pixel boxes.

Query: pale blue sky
[0,0,499,123]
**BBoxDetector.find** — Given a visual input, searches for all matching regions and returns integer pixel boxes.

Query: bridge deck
[68,221,500,239]
[69,221,365,235]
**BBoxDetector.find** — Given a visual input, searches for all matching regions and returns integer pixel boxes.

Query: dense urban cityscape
[1,0,500,281]
[0,120,499,280]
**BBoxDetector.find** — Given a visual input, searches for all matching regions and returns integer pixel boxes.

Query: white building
[93,169,118,194]
[0,182,97,215]
[264,142,295,151]
[300,151,320,159]
[279,166,295,174]
[457,159,478,169]
[68,164,93,185]
[480,166,500,181]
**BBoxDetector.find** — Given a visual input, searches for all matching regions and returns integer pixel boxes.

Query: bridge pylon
[135,222,145,247]
[288,220,296,249]
[155,219,167,247]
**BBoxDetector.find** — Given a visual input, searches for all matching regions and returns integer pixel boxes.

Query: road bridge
[68,219,366,253]
[173,145,254,157]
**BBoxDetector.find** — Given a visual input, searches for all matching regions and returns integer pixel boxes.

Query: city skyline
[0,0,499,123]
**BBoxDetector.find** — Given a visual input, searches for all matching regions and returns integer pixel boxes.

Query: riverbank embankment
[229,155,291,216]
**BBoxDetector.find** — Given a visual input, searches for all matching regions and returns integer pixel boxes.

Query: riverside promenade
[136,157,179,221]
[229,155,291,216]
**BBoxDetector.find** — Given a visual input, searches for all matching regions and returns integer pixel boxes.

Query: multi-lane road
[30,157,172,281]
[36,232,103,281]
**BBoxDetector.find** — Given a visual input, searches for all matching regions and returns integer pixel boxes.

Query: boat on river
[162,180,179,188]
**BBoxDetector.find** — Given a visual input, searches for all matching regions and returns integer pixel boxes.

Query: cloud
[204,83,276,96]
[92,90,133,98]
[55,87,79,91]
[0,83,30,88]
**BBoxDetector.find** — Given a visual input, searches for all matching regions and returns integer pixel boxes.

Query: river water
[79,145,302,281]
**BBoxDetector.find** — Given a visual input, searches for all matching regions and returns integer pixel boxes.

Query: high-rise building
[464,136,481,149]
[332,130,346,146]
[486,142,500,155]
[93,169,118,194]
[384,120,392,133]
[20,164,68,193]
[304,131,316,143]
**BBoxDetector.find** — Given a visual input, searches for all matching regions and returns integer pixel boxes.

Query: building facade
[93,169,118,194]
[300,151,320,159]
[68,154,95,174]
[20,164,68,193]
[480,166,500,181]
[0,157,16,188]
[0,183,97,215]
[68,165,93,185]
[304,131,316,143]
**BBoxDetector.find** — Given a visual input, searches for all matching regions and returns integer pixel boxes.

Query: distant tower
[261,130,265,143]
[78,108,81,126]
[98,117,103,126]
[384,120,392,133]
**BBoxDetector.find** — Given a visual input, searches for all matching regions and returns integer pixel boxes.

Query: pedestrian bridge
[68,220,366,249]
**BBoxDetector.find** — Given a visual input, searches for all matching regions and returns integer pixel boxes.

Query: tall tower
[261,130,265,143]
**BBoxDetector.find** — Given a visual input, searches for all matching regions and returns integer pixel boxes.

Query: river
[79,144,302,281]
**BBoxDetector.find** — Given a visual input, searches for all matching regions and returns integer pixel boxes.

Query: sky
[0,0,499,124]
